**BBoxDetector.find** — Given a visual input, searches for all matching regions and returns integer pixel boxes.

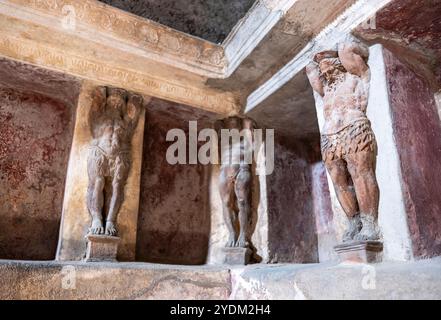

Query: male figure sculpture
[218,117,255,248]
[306,39,380,242]
[87,86,142,236]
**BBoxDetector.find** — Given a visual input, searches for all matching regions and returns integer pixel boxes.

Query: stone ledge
[230,257,441,300]
[0,258,440,299]
[0,260,231,300]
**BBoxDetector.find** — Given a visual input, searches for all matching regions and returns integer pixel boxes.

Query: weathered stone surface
[0,58,81,108]
[136,98,216,265]
[265,137,320,263]
[383,49,441,259]
[230,257,441,300]
[99,0,255,44]
[307,40,381,243]
[0,2,239,114]
[1,258,440,300]
[57,81,146,262]
[211,0,358,93]
[223,247,252,265]
[0,88,75,260]
[0,60,79,260]
[86,87,143,237]
[3,0,227,76]
[334,241,383,264]
[207,136,322,265]
[85,235,120,262]
[218,117,255,250]
[354,0,441,90]
[0,260,231,300]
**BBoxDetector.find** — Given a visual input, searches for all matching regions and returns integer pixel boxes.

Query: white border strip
[222,0,297,77]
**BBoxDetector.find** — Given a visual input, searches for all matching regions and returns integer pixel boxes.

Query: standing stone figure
[306,40,380,242]
[218,117,255,249]
[87,86,142,237]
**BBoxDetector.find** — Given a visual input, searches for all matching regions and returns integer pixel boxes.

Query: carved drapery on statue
[86,86,142,238]
[306,39,381,261]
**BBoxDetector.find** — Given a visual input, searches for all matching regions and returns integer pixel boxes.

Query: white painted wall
[367,45,413,261]
[311,44,413,261]
[435,91,441,121]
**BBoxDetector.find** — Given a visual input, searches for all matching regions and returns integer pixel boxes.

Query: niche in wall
[0,58,80,260]
[136,98,217,265]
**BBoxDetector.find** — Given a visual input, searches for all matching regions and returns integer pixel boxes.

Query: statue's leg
[325,158,361,242]
[105,154,130,236]
[87,150,106,235]
[219,166,238,247]
[346,150,380,241]
[234,166,251,248]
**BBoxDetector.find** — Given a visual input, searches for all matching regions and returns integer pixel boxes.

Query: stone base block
[334,241,383,264]
[222,247,252,265]
[85,235,120,262]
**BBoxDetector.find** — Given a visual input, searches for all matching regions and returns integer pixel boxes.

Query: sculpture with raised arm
[86,86,142,237]
[306,39,380,242]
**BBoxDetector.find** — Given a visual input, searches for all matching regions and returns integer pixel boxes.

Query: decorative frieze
[3,0,226,76]
[0,32,238,115]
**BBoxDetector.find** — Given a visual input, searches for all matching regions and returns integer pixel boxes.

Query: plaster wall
[0,88,75,260]
[136,102,212,265]
[384,48,441,259]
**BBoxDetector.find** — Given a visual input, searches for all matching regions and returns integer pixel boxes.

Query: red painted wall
[136,99,214,265]
[384,49,441,258]
[266,137,320,263]
[0,88,75,260]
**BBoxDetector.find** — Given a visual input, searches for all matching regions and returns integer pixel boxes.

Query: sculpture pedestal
[85,234,120,262]
[222,247,252,265]
[334,241,383,264]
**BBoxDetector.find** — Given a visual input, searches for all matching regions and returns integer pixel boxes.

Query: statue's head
[242,117,256,131]
[224,116,242,130]
[314,50,346,83]
[107,87,127,110]
[338,36,369,62]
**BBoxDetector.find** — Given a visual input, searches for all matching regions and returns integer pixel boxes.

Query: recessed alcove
[136,98,217,264]
[245,71,334,263]
[0,58,81,260]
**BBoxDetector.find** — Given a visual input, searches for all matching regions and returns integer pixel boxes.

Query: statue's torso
[322,72,369,134]
[92,117,131,156]
[221,140,251,167]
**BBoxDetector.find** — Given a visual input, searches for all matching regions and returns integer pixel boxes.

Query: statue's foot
[354,214,380,241]
[105,221,118,236]
[354,227,380,241]
[342,214,362,243]
[226,234,236,248]
[89,218,104,235]
[235,234,249,248]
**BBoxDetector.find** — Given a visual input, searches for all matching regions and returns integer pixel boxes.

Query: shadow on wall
[265,136,323,263]
[0,59,80,260]
[136,98,216,265]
